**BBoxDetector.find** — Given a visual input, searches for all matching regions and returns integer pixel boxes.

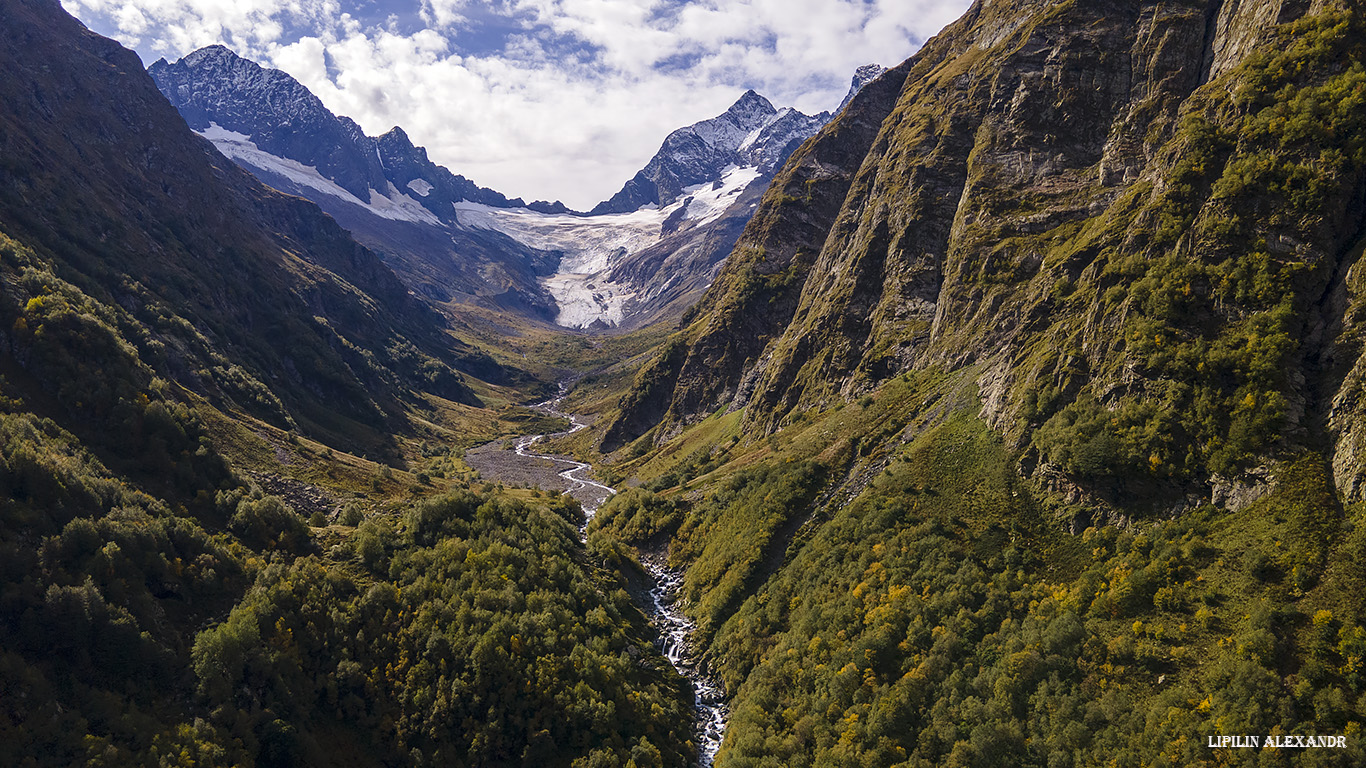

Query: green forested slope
[0,216,692,767]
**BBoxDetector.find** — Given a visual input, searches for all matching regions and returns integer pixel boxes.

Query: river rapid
[498,388,728,766]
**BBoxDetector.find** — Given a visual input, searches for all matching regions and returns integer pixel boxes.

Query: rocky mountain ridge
[149,46,567,319]
[149,46,566,215]
[155,44,883,330]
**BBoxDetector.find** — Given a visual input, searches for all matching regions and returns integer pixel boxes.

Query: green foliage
[3,254,235,487]
[220,489,312,553]
[0,404,251,768]
[338,502,365,526]
[662,415,1366,767]
[2,394,692,767]
[592,488,687,544]
[670,461,826,637]
[193,491,693,767]
[206,363,293,428]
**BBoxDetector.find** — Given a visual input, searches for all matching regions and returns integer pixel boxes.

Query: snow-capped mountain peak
[590,89,823,215]
[179,43,233,66]
[720,89,777,126]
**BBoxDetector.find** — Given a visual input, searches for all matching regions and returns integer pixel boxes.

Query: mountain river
[501,387,728,766]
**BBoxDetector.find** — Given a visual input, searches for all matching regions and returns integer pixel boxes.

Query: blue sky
[62,0,971,208]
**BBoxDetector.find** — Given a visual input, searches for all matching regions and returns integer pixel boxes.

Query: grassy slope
[564,12,1366,763]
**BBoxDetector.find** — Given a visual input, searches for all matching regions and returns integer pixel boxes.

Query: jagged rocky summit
[589,90,830,215]
[837,63,888,114]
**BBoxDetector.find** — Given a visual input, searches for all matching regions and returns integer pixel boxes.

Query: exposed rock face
[607,0,1366,511]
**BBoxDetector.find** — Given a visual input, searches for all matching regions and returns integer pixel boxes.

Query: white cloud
[420,0,469,29]
[65,0,319,54]
[62,0,972,209]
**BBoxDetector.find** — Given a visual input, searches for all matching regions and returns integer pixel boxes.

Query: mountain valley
[6,0,1366,766]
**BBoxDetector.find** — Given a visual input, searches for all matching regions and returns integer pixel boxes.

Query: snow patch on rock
[684,165,761,221]
[738,107,792,153]
[367,183,443,226]
[199,123,441,225]
[200,123,252,143]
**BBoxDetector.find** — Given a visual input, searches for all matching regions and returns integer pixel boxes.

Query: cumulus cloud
[64,0,339,58]
[62,0,971,208]
[420,0,470,29]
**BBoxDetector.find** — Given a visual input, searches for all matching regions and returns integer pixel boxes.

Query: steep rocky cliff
[607,0,1366,513]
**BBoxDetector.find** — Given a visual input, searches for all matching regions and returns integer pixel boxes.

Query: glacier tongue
[543,271,632,328]
[454,164,761,329]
